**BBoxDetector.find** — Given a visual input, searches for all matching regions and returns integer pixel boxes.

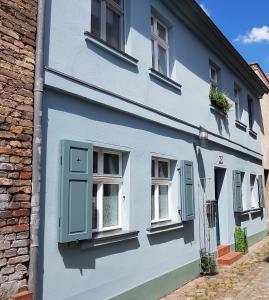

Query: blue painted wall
[40,0,266,299]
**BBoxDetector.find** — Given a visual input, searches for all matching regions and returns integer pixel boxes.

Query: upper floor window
[248,96,254,129]
[92,149,123,232]
[234,84,243,122]
[209,63,220,90]
[91,0,124,50]
[151,158,171,223]
[151,16,169,76]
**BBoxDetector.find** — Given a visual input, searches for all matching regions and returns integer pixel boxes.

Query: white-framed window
[92,149,123,232]
[209,64,219,90]
[91,0,124,50]
[151,158,171,223]
[234,84,243,122]
[151,15,169,76]
[250,174,259,208]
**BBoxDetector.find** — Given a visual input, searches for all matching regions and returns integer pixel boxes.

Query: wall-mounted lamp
[198,126,208,148]
[193,126,209,149]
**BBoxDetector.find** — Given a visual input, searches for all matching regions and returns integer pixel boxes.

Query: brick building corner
[0,0,37,299]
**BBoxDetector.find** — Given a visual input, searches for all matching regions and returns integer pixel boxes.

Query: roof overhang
[161,0,269,97]
[249,63,269,89]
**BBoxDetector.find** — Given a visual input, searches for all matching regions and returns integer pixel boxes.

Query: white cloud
[235,26,269,44]
[200,4,210,16]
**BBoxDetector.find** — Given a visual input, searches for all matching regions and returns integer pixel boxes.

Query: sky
[197,0,269,74]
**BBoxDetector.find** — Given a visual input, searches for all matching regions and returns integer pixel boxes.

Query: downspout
[28,0,45,299]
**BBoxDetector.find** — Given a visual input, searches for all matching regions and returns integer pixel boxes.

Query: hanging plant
[209,86,232,113]
[234,227,248,254]
[200,249,216,274]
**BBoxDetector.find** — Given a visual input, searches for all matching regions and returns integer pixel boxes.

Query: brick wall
[0,0,37,298]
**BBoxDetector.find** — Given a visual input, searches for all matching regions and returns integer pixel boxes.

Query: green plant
[209,86,232,113]
[234,227,248,254]
[200,249,216,274]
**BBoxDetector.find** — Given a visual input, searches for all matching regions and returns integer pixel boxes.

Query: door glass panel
[104,153,119,175]
[103,184,119,227]
[93,151,98,173]
[159,185,168,219]
[106,7,120,49]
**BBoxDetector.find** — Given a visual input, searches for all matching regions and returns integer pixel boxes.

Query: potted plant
[234,227,248,254]
[200,249,217,274]
[209,86,232,113]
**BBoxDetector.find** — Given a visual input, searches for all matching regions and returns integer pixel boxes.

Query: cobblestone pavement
[161,236,269,300]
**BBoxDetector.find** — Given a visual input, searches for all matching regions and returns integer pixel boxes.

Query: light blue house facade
[39,0,268,299]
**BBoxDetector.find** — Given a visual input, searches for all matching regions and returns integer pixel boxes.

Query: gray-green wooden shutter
[180,160,195,221]
[233,170,243,212]
[258,175,265,208]
[58,140,93,243]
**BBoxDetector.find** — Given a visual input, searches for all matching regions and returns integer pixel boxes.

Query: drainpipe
[28,0,45,299]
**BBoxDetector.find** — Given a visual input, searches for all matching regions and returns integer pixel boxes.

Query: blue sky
[198,1,269,74]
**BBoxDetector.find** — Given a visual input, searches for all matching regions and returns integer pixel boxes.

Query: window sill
[148,68,182,92]
[84,31,139,67]
[250,207,263,213]
[80,229,139,249]
[249,129,257,138]
[147,221,183,235]
[209,104,227,118]
[235,120,247,131]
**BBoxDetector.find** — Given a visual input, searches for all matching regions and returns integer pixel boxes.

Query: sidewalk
[161,236,269,300]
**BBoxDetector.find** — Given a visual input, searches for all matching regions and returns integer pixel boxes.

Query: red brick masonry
[0,0,37,298]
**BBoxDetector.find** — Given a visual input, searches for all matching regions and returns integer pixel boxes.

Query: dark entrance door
[214,168,226,245]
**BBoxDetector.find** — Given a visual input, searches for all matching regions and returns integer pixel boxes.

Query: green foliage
[234,227,248,254]
[200,250,216,274]
[209,86,232,113]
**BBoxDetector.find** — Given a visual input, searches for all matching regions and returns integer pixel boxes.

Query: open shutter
[58,140,93,243]
[258,175,265,208]
[180,160,195,221]
[233,170,243,212]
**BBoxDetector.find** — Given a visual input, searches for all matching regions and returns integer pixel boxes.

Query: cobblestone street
[161,236,269,300]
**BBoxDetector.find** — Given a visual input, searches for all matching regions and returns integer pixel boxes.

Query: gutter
[28,0,45,298]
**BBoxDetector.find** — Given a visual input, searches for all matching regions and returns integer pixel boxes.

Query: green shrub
[200,250,216,274]
[209,86,232,113]
[234,227,248,254]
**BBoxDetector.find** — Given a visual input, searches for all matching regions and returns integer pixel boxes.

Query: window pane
[151,185,155,220]
[92,184,98,229]
[103,184,119,227]
[210,67,217,82]
[159,185,169,219]
[151,16,154,32]
[151,40,155,69]
[91,0,101,38]
[248,98,253,129]
[158,161,169,178]
[157,22,166,41]
[111,0,121,5]
[158,45,167,75]
[151,160,155,177]
[104,153,119,175]
[106,7,121,49]
[93,151,98,173]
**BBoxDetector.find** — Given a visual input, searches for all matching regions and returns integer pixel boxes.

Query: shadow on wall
[148,221,194,246]
[58,239,140,272]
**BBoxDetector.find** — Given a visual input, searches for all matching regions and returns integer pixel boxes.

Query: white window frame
[93,148,123,232]
[151,158,171,223]
[234,84,242,122]
[91,0,124,50]
[151,15,169,76]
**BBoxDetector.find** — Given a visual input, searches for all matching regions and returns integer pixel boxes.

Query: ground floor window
[250,174,259,209]
[151,158,171,222]
[92,149,122,232]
